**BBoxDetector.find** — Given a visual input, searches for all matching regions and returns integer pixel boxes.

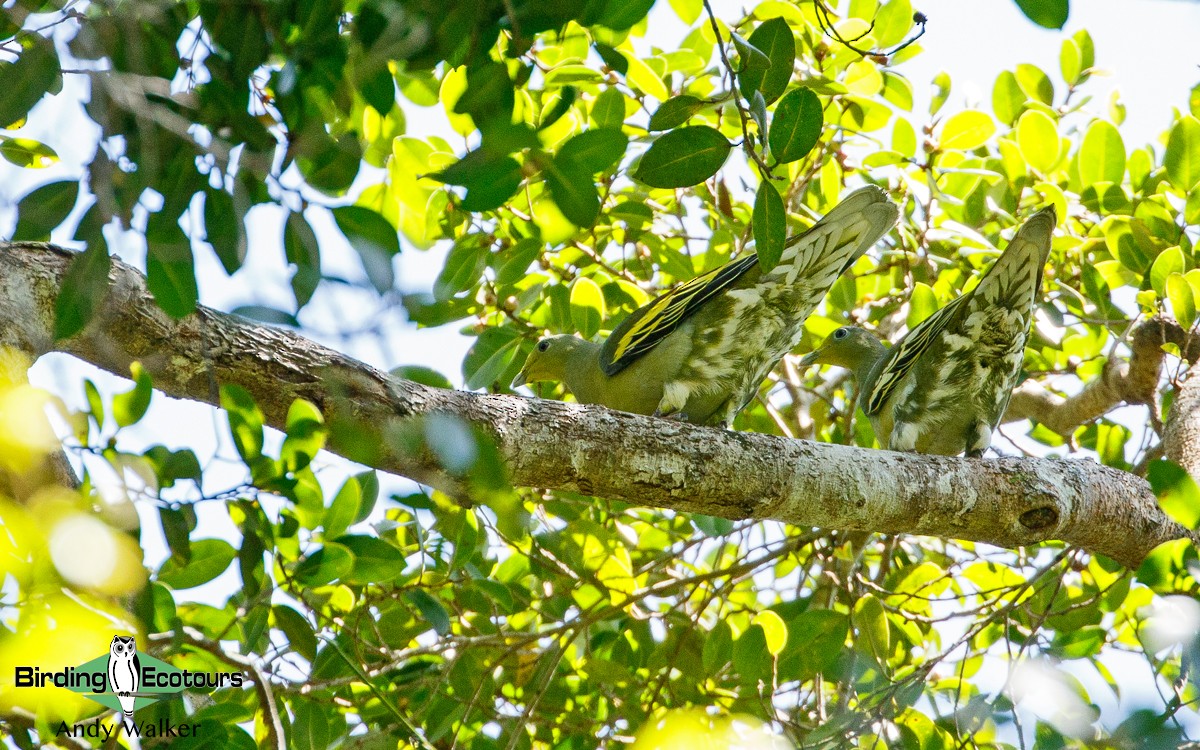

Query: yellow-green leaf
[1078,120,1126,186]
[752,610,788,657]
[1017,109,1061,173]
[1166,272,1196,329]
[1165,115,1200,192]
[570,277,605,339]
[940,109,995,151]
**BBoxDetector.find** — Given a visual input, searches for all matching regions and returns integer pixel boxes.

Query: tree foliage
[2,0,1200,748]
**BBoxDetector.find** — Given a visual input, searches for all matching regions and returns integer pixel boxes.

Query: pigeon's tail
[771,184,899,290]
[973,205,1056,310]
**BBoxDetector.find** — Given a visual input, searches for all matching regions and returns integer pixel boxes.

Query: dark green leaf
[144,446,202,488]
[284,210,322,307]
[145,210,199,318]
[648,95,705,131]
[463,327,523,390]
[203,188,244,274]
[740,17,795,103]
[558,129,628,173]
[13,180,78,240]
[592,43,629,76]
[753,181,786,272]
[434,235,488,301]
[221,384,265,463]
[433,149,524,212]
[332,205,400,294]
[335,534,405,584]
[324,477,361,539]
[231,305,300,327]
[769,87,823,163]
[54,243,110,340]
[158,538,237,589]
[0,37,60,129]
[0,137,57,168]
[544,155,601,227]
[1014,0,1068,29]
[294,543,354,587]
[391,365,454,390]
[633,126,731,188]
[539,85,577,131]
[595,0,655,31]
[454,60,514,122]
[273,605,318,662]
[405,589,451,634]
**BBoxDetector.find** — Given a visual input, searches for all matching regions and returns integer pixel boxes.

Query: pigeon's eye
[537,340,550,352]
[833,328,849,340]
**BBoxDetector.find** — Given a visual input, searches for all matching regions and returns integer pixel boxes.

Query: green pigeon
[511,185,899,426]
[799,205,1056,456]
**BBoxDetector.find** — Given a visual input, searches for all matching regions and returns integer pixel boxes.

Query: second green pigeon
[799,205,1056,456]
[512,185,899,426]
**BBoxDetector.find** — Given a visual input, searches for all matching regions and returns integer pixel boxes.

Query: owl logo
[107,635,140,732]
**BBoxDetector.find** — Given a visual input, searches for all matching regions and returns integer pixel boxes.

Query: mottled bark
[1004,317,1199,438]
[1,242,1193,567]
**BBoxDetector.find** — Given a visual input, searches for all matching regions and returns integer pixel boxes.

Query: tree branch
[1,242,1192,567]
[1003,317,1200,437]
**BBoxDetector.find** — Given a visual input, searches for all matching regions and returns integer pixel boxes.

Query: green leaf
[463,327,523,390]
[1165,115,1200,192]
[570,277,605,339]
[1150,246,1185,298]
[1014,0,1068,29]
[591,87,627,128]
[752,610,788,657]
[272,605,318,662]
[284,210,322,308]
[544,155,600,227]
[203,188,244,274]
[113,361,153,428]
[906,282,938,328]
[336,534,405,584]
[158,539,237,589]
[753,180,786,272]
[595,0,655,31]
[1167,272,1196,329]
[1015,63,1054,105]
[0,36,60,129]
[1016,109,1061,173]
[940,109,995,151]
[221,384,265,463]
[633,126,731,188]
[992,70,1024,126]
[13,180,77,240]
[434,235,488,301]
[281,399,326,474]
[648,95,704,131]
[1079,120,1126,186]
[294,543,354,587]
[332,205,400,294]
[873,0,913,47]
[769,87,823,163]
[930,71,950,115]
[1148,459,1200,529]
[1059,38,1082,85]
[324,477,361,539]
[558,129,628,173]
[453,60,514,122]
[740,17,795,104]
[0,137,57,168]
[853,594,890,665]
[405,589,451,635]
[54,243,110,340]
[433,149,524,212]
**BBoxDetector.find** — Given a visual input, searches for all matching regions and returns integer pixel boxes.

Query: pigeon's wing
[599,253,759,376]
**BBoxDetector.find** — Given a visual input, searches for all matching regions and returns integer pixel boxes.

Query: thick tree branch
[1,242,1193,567]
[1003,317,1200,436]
